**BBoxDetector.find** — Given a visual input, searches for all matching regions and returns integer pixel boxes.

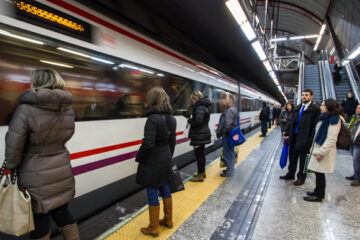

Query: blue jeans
[261,121,267,136]
[222,136,235,175]
[146,185,171,206]
[351,144,360,181]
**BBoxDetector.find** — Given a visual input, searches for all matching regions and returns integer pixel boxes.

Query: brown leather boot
[60,223,80,240]
[141,205,160,237]
[159,197,173,228]
[190,173,204,182]
[30,233,50,240]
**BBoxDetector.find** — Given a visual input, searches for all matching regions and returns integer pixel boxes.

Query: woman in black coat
[279,103,294,134]
[136,87,176,237]
[187,91,211,182]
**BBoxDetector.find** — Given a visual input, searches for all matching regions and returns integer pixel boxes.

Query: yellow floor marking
[105,127,275,240]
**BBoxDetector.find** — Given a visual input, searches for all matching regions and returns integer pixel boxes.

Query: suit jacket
[285,102,320,152]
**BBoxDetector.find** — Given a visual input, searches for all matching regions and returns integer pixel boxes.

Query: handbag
[168,164,185,194]
[279,145,288,169]
[227,114,246,147]
[337,121,351,150]
[0,161,34,236]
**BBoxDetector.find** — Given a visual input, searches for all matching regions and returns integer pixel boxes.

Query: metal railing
[345,62,360,102]
[297,52,305,105]
[318,60,327,100]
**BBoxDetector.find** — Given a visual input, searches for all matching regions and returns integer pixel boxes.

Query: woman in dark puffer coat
[5,69,79,240]
[136,87,176,237]
[188,91,211,182]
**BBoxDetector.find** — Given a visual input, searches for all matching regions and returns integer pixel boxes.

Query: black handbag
[168,164,185,194]
[337,121,351,150]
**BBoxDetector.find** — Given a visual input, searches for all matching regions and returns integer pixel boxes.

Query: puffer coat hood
[5,88,76,214]
[188,98,211,146]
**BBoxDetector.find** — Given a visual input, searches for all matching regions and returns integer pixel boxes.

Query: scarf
[314,113,339,145]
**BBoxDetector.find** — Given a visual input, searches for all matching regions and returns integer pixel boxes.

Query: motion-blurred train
[0,0,279,223]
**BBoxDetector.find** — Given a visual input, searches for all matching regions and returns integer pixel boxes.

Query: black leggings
[194,145,206,174]
[30,204,75,239]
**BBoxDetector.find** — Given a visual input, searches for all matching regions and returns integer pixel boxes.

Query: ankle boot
[159,197,173,228]
[141,205,160,237]
[60,223,80,240]
[31,233,50,240]
[190,173,204,182]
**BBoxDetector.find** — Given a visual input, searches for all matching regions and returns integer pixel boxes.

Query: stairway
[332,64,352,103]
[303,64,322,103]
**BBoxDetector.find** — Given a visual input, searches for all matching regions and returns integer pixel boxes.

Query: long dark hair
[286,103,294,112]
[324,98,343,117]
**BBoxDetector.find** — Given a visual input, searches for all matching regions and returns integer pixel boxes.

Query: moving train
[0,0,279,225]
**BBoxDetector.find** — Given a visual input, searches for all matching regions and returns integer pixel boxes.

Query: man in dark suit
[280,89,320,185]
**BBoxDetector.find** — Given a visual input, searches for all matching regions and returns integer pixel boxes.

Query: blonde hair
[147,87,173,113]
[31,69,65,91]
[191,90,203,101]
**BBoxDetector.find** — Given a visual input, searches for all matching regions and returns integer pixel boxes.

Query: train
[0,0,280,227]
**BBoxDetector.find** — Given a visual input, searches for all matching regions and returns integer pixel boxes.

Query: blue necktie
[295,105,305,133]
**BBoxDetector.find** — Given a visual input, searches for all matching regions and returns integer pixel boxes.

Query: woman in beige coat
[304,99,342,202]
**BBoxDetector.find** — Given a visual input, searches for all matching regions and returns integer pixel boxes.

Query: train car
[0,0,279,225]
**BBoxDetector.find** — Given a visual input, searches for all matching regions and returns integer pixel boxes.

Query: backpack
[337,121,351,150]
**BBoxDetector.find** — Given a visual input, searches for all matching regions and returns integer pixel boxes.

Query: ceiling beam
[277,46,314,64]
[257,1,323,26]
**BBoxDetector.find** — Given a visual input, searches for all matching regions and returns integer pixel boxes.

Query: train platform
[62,126,360,240]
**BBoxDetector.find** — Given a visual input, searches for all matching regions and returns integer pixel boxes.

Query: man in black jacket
[342,92,358,122]
[259,102,269,137]
[280,89,320,185]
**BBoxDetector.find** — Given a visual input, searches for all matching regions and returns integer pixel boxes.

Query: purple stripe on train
[72,137,190,176]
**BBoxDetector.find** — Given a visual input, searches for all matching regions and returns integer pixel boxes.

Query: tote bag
[0,161,34,236]
[168,165,185,194]
[227,114,246,147]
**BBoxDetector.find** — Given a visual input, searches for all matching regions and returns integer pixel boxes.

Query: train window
[0,25,233,125]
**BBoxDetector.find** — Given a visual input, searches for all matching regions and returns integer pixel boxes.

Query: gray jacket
[5,89,75,214]
[216,105,238,138]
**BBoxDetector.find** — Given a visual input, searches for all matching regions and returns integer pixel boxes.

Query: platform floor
[69,126,360,240]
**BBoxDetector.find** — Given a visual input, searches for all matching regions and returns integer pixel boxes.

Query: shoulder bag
[227,113,246,147]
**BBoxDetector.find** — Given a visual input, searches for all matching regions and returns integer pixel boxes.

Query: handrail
[345,63,360,102]
[324,58,336,99]
[318,60,327,100]
[297,52,304,105]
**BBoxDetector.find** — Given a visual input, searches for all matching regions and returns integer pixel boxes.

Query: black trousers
[194,145,206,174]
[314,172,326,197]
[287,135,308,181]
[30,204,75,239]
[261,121,267,136]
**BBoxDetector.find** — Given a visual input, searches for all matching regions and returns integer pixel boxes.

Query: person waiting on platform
[135,87,176,237]
[304,99,343,202]
[216,93,238,177]
[345,104,360,186]
[268,104,274,128]
[341,92,358,122]
[259,102,270,137]
[279,103,294,135]
[5,69,79,240]
[187,91,211,182]
[280,89,320,185]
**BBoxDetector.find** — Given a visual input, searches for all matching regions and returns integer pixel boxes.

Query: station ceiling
[75,0,334,103]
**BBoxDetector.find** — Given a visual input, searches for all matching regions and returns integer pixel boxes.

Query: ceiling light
[290,36,305,40]
[304,34,319,39]
[40,60,73,68]
[270,38,287,42]
[0,29,44,45]
[251,41,267,61]
[90,57,114,64]
[347,45,360,60]
[57,47,90,58]
[314,24,326,51]
[225,0,247,25]
[241,21,256,41]
[319,24,326,36]
[262,60,272,72]
[157,73,165,77]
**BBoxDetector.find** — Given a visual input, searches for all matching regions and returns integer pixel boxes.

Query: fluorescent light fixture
[290,36,305,40]
[269,71,276,79]
[139,69,154,74]
[348,45,360,60]
[57,47,90,58]
[270,37,287,42]
[40,60,73,68]
[262,60,272,72]
[90,57,114,64]
[0,29,44,45]
[251,41,267,61]
[225,0,247,25]
[304,34,319,39]
[119,64,139,70]
[184,67,195,72]
[157,73,165,77]
[319,24,326,36]
[241,21,256,41]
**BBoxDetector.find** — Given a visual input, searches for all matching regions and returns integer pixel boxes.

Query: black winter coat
[188,98,211,146]
[259,106,270,121]
[285,102,320,152]
[342,97,358,115]
[136,110,176,188]
[279,110,293,131]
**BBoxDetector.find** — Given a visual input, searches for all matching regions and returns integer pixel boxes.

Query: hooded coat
[188,98,211,146]
[5,89,75,214]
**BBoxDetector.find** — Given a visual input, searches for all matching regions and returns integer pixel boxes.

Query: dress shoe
[350,180,360,186]
[279,175,295,180]
[259,134,266,137]
[303,196,322,202]
[293,180,304,186]
[345,175,355,180]
[306,191,324,199]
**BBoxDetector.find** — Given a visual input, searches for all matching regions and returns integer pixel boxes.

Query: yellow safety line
[105,127,275,240]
